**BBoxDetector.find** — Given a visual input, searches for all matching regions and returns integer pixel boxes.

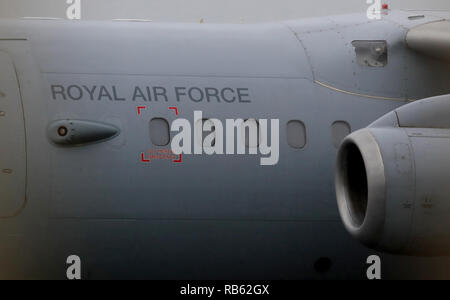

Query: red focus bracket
[169,106,179,116]
[137,106,147,115]
[141,152,150,163]
[173,154,183,163]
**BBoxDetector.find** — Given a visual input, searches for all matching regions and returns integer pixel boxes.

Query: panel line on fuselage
[42,71,312,81]
[314,80,414,102]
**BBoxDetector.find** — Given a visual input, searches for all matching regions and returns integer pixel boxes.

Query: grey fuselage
[0,10,450,279]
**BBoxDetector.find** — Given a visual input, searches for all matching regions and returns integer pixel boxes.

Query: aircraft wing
[406,20,450,61]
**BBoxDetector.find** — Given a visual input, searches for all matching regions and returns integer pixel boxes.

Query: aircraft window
[149,118,170,146]
[352,40,387,67]
[243,119,260,148]
[331,121,351,148]
[286,120,306,149]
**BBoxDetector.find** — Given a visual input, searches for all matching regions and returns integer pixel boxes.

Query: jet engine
[336,94,450,256]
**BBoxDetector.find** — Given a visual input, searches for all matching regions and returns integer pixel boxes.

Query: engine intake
[336,94,450,256]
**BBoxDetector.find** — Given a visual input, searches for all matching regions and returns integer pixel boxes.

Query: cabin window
[352,40,387,67]
[287,120,306,149]
[194,118,260,149]
[331,121,351,148]
[149,118,170,146]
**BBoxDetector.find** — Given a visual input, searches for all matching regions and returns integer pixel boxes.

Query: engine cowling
[336,94,450,256]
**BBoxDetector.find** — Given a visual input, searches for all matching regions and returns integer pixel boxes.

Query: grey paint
[397,94,450,128]
[286,120,306,149]
[149,118,170,146]
[0,9,450,279]
[407,21,450,61]
[47,119,120,146]
[0,51,26,217]
[337,95,450,255]
[1,0,450,22]
[331,121,351,149]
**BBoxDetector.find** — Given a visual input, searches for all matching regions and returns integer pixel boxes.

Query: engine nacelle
[336,95,450,256]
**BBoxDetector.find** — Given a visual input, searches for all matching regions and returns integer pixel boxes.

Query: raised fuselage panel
[0,50,26,217]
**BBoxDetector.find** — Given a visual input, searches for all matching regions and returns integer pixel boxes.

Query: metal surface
[0,9,449,278]
[0,50,26,217]
[47,119,119,146]
[407,20,450,61]
[336,129,386,248]
[336,95,450,255]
